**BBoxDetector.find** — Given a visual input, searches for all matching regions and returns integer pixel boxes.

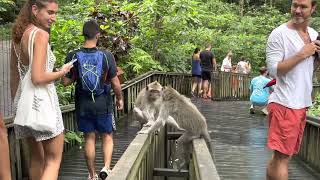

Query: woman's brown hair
[11,0,57,43]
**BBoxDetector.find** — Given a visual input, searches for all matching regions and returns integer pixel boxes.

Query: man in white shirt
[265,0,319,179]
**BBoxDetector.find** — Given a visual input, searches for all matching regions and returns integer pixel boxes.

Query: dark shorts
[192,74,202,78]
[77,113,115,133]
[201,71,211,81]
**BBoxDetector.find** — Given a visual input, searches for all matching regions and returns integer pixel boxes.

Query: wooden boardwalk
[58,115,141,179]
[59,100,320,180]
[197,100,320,180]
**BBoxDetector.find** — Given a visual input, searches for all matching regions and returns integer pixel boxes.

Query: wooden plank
[106,130,151,180]
[153,168,189,177]
[192,139,220,180]
[167,131,183,140]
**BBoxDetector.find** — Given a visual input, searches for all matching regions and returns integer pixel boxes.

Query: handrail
[120,71,155,90]
[191,139,220,180]
[120,71,191,90]
[298,115,320,174]
[106,126,166,180]
[306,115,320,128]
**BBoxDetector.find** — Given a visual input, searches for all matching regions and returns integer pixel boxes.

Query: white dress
[13,28,64,141]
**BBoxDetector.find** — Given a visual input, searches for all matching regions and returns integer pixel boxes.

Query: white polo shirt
[266,23,318,109]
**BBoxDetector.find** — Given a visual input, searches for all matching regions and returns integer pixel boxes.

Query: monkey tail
[201,130,215,162]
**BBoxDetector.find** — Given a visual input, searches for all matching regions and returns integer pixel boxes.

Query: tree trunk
[239,0,244,17]
[270,0,273,7]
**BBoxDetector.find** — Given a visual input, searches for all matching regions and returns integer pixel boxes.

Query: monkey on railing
[135,84,214,170]
[133,81,184,131]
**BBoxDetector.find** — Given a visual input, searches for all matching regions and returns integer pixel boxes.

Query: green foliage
[47,0,320,105]
[126,0,290,73]
[121,48,166,77]
[311,17,320,31]
[89,1,139,60]
[64,130,84,144]
[0,0,14,12]
[51,0,95,67]
[56,83,74,105]
[308,93,320,117]
[51,18,85,67]
[0,23,11,40]
[0,0,16,23]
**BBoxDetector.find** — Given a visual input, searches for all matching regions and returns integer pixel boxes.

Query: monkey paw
[143,121,155,127]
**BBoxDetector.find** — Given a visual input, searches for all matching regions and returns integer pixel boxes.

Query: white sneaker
[261,107,268,115]
[87,173,98,180]
[99,167,111,180]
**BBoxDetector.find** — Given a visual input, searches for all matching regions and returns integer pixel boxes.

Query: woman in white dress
[10,1,73,179]
[220,50,233,72]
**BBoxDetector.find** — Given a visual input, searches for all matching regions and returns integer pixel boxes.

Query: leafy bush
[0,0,16,23]
[121,48,166,77]
[64,130,84,145]
[0,23,11,40]
[308,92,320,117]
[89,1,139,61]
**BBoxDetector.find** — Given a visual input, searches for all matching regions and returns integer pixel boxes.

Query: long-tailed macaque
[133,81,163,126]
[133,82,184,131]
[143,86,213,170]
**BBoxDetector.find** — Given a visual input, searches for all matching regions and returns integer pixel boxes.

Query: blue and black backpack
[73,50,109,102]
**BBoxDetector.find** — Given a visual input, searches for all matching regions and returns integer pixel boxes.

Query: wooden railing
[211,71,253,100]
[107,128,166,180]
[298,116,320,173]
[108,126,220,180]
[189,139,220,180]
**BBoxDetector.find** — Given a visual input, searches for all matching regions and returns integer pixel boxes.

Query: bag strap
[13,26,36,80]
[102,52,109,83]
[27,28,40,71]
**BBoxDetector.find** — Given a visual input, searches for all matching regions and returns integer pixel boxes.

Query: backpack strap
[102,51,109,83]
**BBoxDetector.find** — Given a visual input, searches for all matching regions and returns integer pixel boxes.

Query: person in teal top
[249,67,271,114]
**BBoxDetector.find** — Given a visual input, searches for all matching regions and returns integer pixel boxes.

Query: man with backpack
[62,20,123,180]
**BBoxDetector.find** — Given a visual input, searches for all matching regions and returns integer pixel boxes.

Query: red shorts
[267,103,306,156]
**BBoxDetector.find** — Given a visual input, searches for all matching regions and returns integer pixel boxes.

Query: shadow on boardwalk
[59,100,319,180]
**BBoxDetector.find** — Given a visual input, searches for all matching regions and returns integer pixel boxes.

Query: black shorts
[201,71,211,81]
[192,74,201,78]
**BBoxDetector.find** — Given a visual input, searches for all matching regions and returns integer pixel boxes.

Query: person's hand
[60,62,73,75]
[299,42,318,59]
[116,99,124,110]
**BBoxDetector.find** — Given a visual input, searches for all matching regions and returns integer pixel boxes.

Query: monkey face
[148,89,162,100]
